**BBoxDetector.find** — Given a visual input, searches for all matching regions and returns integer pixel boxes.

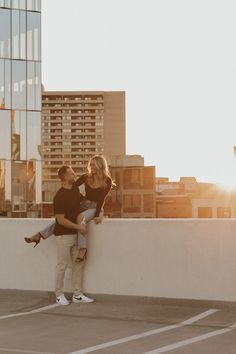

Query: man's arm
[56,214,86,235]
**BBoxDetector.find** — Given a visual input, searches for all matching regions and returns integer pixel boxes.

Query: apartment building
[42,90,125,201]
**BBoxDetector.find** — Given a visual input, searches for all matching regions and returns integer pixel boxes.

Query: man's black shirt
[53,185,81,236]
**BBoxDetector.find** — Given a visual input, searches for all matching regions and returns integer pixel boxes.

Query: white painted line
[0,304,59,320]
[68,309,219,354]
[0,348,55,354]
[144,323,236,353]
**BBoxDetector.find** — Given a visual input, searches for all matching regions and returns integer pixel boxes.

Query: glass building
[0,0,41,217]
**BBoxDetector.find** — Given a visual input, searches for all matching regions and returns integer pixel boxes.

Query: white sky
[42,0,236,185]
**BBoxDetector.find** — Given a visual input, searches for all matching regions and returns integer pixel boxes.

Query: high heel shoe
[75,248,87,262]
[24,233,41,248]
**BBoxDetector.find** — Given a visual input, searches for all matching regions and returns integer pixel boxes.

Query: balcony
[0,218,236,302]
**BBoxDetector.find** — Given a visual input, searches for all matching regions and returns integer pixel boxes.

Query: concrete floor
[0,290,236,354]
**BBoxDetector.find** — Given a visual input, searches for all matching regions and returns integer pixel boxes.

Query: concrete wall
[1,218,236,302]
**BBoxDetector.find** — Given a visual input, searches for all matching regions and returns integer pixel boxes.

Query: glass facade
[0,0,41,217]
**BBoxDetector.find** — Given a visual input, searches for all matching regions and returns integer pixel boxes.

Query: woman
[25,155,115,261]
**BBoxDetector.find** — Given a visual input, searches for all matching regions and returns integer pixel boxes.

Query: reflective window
[12,0,26,9]
[0,159,11,213]
[0,59,11,109]
[27,160,36,203]
[27,61,41,110]
[0,110,11,159]
[12,10,26,59]
[0,0,11,9]
[27,111,41,160]
[0,9,10,58]
[12,60,27,109]
[27,12,41,60]
[27,0,41,12]
[12,160,27,211]
[12,110,27,160]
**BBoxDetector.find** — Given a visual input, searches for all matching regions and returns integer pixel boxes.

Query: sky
[42,0,236,186]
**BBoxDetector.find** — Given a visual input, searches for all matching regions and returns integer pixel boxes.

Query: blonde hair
[87,155,115,188]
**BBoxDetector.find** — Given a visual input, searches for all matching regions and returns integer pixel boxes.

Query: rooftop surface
[1,290,236,354]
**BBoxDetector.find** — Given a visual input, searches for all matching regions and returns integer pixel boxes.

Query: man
[53,165,94,305]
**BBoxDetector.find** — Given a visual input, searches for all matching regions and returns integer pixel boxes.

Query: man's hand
[94,216,103,224]
[77,223,87,235]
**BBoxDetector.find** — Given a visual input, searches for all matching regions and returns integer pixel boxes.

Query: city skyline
[42,0,236,187]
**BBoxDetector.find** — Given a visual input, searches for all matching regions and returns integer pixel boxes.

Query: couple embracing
[25,155,114,305]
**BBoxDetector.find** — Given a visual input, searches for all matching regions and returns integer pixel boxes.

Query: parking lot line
[143,322,236,353]
[68,309,219,354]
[0,347,56,354]
[0,304,59,320]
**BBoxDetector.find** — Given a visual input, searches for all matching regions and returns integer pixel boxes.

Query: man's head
[58,165,75,185]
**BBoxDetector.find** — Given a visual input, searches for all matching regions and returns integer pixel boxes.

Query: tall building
[42,90,125,201]
[0,1,41,217]
[104,155,156,218]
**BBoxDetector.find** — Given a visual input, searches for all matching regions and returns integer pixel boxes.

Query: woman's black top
[74,173,112,217]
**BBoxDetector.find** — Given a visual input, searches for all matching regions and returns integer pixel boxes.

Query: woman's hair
[87,155,115,187]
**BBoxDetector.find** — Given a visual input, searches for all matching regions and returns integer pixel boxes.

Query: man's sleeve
[53,194,65,215]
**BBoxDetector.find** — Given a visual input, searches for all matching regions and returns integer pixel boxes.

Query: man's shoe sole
[72,298,94,303]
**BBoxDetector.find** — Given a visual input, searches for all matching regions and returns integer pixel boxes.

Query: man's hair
[57,165,70,181]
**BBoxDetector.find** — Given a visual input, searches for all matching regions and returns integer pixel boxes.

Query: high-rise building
[42,90,125,201]
[0,1,42,217]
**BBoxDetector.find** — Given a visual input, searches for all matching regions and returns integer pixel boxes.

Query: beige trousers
[55,234,84,297]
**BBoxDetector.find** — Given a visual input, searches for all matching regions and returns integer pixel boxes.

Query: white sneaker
[73,293,94,303]
[56,294,70,306]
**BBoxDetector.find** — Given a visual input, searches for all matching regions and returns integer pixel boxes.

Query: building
[104,155,156,218]
[156,177,192,218]
[156,177,236,218]
[41,90,125,202]
[0,1,42,217]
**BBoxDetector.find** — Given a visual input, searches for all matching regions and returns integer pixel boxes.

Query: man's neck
[62,182,73,189]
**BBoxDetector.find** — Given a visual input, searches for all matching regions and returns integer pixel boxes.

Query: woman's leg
[24,220,56,246]
[76,208,96,262]
[39,220,56,239]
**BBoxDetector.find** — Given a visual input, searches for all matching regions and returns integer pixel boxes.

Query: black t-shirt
[74,173,112,217]
[53,185,81,236]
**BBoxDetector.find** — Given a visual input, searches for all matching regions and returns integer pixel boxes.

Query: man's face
[64,167,76,184]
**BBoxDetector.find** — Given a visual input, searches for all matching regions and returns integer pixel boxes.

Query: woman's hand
[94,216,103,224]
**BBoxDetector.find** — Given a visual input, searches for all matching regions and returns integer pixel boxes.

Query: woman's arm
[94,178,112,218]
[74,173,87,187]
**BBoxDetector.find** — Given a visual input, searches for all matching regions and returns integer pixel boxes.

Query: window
[12,60,27,110]
[143,167,154,189]
[123,194,141,213]
[0,110,11,159]
[0,9,10,58]
[198,207,212,218]
[143,194,154,212]
[27,12,41,60]
[27,0,41,12]
[0,59,11,109]
[12,111,27,161]
[27,111,41,160]
[0,0,11,8]
[12,10,26,59]
[12,0,26,9]
[123,169,141,189]
[27,61,41,110]
[217,207,231,218]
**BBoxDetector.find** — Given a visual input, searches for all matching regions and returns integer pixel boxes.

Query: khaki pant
[55,234,84,297]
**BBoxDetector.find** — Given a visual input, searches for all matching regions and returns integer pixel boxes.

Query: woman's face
[90,160,97,174]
